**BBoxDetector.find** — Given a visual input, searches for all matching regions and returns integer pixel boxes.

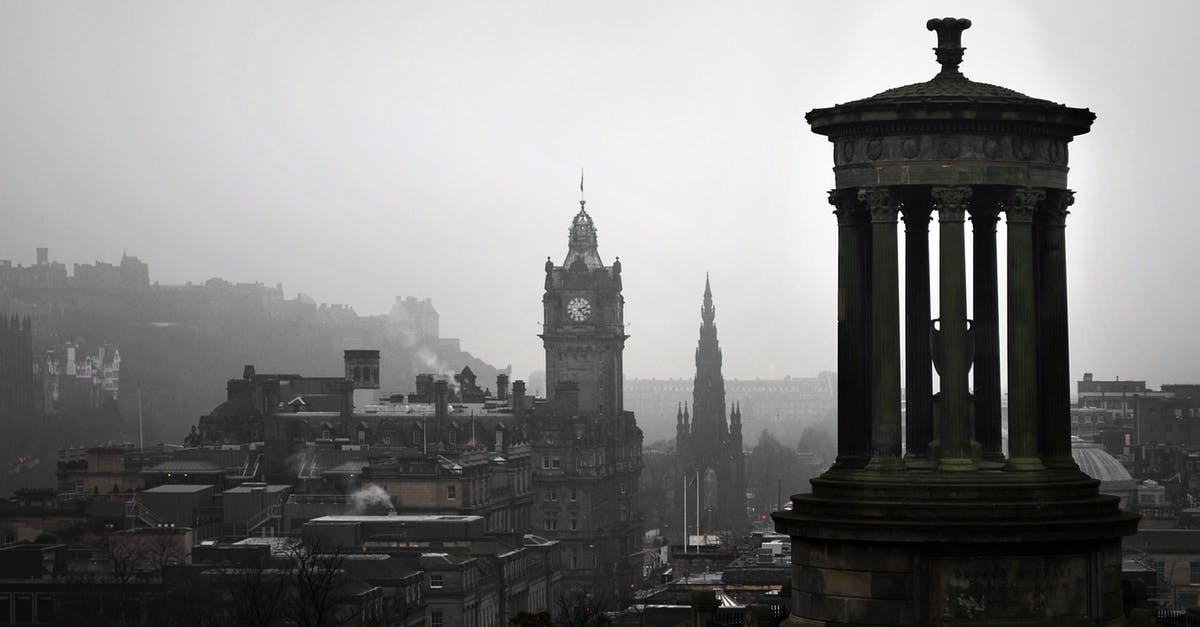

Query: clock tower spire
[540,193,627,416]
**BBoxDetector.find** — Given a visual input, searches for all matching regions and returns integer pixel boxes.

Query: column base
[774,472,1137,627]
[903,455,936,471]
[866,455,907,472]
[936,457,978,472]
[1006,456,1046,472]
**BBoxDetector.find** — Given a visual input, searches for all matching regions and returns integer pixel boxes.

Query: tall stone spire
[701,273,715,325]
[692,275,727,441]
[675,276,745,534]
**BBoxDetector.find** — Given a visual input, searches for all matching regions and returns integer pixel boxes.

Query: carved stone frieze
[833,134,1068,167]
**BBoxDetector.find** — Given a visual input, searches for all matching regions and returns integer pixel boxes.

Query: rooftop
[308,514,481,523]
[144,484,214,493]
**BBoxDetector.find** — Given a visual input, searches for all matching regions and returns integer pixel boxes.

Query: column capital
[828,189,863,225]
[931,186,972,222]
[1004,188,1046,224]
[968,191,1002,224]
[858,187,898,223]
[1041,189,1075,227]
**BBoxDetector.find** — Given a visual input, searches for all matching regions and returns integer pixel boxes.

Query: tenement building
[530,197,643,606]
[772,18,1138,625]
[675,277,746,535]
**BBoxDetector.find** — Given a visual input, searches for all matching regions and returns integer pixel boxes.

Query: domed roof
[858,74,1050,105]
[1071,438,1135,489]
[563,202,604,271]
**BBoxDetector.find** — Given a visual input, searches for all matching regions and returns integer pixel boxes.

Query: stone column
[902,192,933,462]
[971,193,1004,463]
[1004,188,1045,471]
[830,190,871,469]
[861,188,903,471]
[1037,189,1079,470]
[931,187,976,472]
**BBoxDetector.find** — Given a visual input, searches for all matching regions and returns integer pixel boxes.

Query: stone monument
[772,17,1139,626]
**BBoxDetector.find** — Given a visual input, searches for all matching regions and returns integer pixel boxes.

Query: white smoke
[348,483,395,515]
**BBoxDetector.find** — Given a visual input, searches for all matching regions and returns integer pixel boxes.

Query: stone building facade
[530,199,643,607]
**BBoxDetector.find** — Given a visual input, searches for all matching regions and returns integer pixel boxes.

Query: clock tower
[540,199,626,416]
[530,193,643,607]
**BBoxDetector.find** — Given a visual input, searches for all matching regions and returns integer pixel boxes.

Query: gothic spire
[701,273,715,325]
[691,276,727,441]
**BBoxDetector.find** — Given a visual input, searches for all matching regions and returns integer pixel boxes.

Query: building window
[545,489,558,502]
[432,611,444,627]
[544,516,558,531]
[569,488,578,502]
[542,456,550,469]
[569,516,578,531]
[1191,562,1200,585]
[448,430,457,445]
[412,430,421,445]
[447,485,456,500]
[430,574,444,589]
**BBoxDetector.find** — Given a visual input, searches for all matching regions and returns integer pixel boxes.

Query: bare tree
[218,560,292,627]
[282,542,364,627]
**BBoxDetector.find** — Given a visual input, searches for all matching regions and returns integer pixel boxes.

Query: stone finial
[926,17,972,76]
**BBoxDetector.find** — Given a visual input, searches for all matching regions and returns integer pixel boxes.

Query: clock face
[567,297,592,322]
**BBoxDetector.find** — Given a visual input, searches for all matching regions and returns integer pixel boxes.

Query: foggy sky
[3,1,1199,387]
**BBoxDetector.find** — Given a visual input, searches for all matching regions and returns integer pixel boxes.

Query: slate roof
[858,72,1051,105]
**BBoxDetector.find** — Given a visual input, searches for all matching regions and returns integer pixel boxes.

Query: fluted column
[830,190,871,469]
[1004,188,1045,471]
[971,193,1004,463]
[902,191,933,462]
[1037,189,1078,470]
[861,188,903,471]
[931,187,976,472]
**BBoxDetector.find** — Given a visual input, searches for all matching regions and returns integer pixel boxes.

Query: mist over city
[2,2,1200,626]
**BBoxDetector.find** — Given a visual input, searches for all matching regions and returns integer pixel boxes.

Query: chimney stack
[511,380,526,413]
[434,379,449,418]
[343,349,381,389]
[497,374,510,401]
[36,248,48,265]
[413,374,434,403]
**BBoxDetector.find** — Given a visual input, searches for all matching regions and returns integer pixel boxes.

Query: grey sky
[3,1,1198,386]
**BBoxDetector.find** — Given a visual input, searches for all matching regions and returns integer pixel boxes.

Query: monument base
[773,469,1138,626]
